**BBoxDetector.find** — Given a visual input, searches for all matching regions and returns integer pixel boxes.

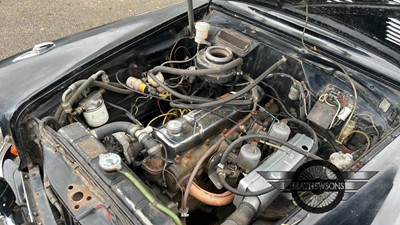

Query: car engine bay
[14,6,400,225]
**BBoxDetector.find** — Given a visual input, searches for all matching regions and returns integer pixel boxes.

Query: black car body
[1,0,400,224]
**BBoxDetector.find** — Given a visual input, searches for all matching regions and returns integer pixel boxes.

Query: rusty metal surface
[22,166,58,225]
[53,122,174,224]
[165,143,210,192]
[78,138,106,159]
[207,131,240,190]
[142,156,164,183]
[66,184,94,211]
[42,137,126,224]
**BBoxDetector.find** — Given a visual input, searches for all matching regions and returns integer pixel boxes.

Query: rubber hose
[148,58,245,104]
[181,104,256,212]
[220,133,321,166]
[91,122,133,140]
[218,175,276,197]
[65,80,132,97]
[93,81,132,94]
[65,70,106,111]
[221,202,256,225]
[40,116,61,131]
[148,71,249,105]
[149,58,243,76]
[54,105,64,121]
[119,170,182,225]
[169,57,287,109]
[286,118,319,153]
[265,73,306,117]
[218,133,321,196]
[59,111,67,126]
[59,79,131,123]
[63,71,132,114]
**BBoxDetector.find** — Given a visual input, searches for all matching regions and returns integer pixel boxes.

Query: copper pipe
[189,182,234,206]
[181,102,257,212]
[180,58,287,214]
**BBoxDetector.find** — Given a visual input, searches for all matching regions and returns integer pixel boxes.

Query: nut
[174,155,181,164]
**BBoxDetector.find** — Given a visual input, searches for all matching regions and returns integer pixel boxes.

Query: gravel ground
[0,0,182,60]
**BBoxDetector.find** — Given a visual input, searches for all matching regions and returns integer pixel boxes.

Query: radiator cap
[99,153,122,172]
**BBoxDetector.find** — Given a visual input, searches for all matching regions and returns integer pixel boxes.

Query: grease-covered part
[103,132,143,165]
[142,156,164,183]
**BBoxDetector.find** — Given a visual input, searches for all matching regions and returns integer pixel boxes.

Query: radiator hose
[119,170,182,225]
[91,122,162,156]
[221,202,257,225]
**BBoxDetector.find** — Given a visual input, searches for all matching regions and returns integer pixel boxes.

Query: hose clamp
[180,207,189,218]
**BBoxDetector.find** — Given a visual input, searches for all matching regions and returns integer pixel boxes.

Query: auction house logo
[258,160,377,213]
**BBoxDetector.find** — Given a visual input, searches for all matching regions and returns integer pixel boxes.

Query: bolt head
[174,155,181,164]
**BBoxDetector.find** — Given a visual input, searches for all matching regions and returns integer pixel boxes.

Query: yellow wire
[343,130,371,151]
[336,63,358,140]
[179,109,185,117]
[163,109,179,125]
[159,93,172,99]
[162,115,168,125]
[300,1,358,142]
[147,113,178,127]
[148,102,190,126]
